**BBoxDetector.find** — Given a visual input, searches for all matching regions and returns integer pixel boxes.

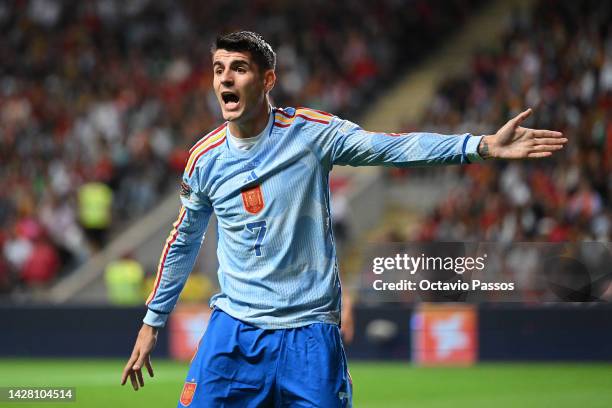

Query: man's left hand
[479,108,567,159]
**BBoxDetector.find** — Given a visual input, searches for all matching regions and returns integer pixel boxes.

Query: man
[121,31,566,407]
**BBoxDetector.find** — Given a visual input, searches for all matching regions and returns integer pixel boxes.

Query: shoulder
[273,106,335,129]
[185,122,227,178]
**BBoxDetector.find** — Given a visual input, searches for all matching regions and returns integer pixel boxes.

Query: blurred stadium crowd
[410,0,612,243]
[0,0,478,293]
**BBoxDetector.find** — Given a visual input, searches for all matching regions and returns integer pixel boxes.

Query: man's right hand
[121,324,158,391]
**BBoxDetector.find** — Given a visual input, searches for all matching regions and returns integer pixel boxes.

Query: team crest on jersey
[179,381,197,406]
[241,185,264,214]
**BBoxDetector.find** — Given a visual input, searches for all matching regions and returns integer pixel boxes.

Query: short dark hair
[211,31,276,71]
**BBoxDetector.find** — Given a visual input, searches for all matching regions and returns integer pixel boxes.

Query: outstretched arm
[326,121,482,168]
[477,108,567,159]
[321,108,565,169]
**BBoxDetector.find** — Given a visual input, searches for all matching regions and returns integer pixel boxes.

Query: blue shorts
[177,309,352,407]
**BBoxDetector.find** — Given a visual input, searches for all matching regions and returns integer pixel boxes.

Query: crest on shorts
[241,184,264,214]
[179,381,197,406]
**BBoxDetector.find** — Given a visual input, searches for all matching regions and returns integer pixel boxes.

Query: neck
[228,101,271,139]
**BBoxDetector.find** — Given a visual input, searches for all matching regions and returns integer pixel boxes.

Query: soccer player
[121,31,566,407]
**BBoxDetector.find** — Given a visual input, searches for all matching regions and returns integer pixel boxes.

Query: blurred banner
[1,304,611,361]
[359,242,612,303]
[169,305,211,361]
[411,304,477,366]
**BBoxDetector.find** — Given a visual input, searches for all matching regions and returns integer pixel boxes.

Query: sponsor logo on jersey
[243,170,258,184]
[241,185,264,214]
[179,381,197,406]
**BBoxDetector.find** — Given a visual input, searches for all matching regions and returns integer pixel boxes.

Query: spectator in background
[0,0,480,292]
[411,0,612,244]
[3,228,33,281]
[21,233,60,287]
[2,217,60,288]
[78,181,113,249]
[40,191,90,265]
[105,253,145,305]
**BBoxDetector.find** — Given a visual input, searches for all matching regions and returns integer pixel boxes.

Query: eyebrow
[213,59,250,68]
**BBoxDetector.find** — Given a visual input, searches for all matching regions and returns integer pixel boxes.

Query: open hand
[479,108,567,159]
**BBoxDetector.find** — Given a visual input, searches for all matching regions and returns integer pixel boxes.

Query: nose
[220,69,234,87]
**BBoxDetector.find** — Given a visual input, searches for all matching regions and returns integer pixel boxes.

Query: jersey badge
[241,185,264,214]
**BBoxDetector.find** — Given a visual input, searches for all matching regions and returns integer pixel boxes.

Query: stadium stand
[351,0,612,303]
[407,0,612,243]
[0,0,480,294]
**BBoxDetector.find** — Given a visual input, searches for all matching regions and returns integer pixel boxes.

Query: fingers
[121,351,149,390]
[121,353,138,386]
[527,151,552,158]
[133,352,147,372]
[145,357,155,378]
[136,369,145,388]
[121,367,129,386]
[122,326,158,390]
[513,108,532,126]
[522,133,566,158]
[526,128,568,157]
[531,129,564,138]
[132,352,149,389]
[532,144,565,152]
[534,137,568,145]
[130,371,139,390]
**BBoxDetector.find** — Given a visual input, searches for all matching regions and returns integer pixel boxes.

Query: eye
[236,67,247,74]
[215,69,223,75]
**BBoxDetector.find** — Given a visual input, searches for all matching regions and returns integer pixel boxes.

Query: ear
[263,70,276,94]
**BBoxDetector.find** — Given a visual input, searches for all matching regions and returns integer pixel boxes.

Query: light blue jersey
[144,107,483,329]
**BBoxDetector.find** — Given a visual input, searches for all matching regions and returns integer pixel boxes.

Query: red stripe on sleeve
[296,107,333,117]
[295,113,329,125]
[146,209,187,306]
[276,109,294,119]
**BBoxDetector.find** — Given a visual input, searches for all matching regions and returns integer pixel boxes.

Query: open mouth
[221,91,240,110]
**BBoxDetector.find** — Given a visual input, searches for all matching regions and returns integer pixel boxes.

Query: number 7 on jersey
[245,220,267,257]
